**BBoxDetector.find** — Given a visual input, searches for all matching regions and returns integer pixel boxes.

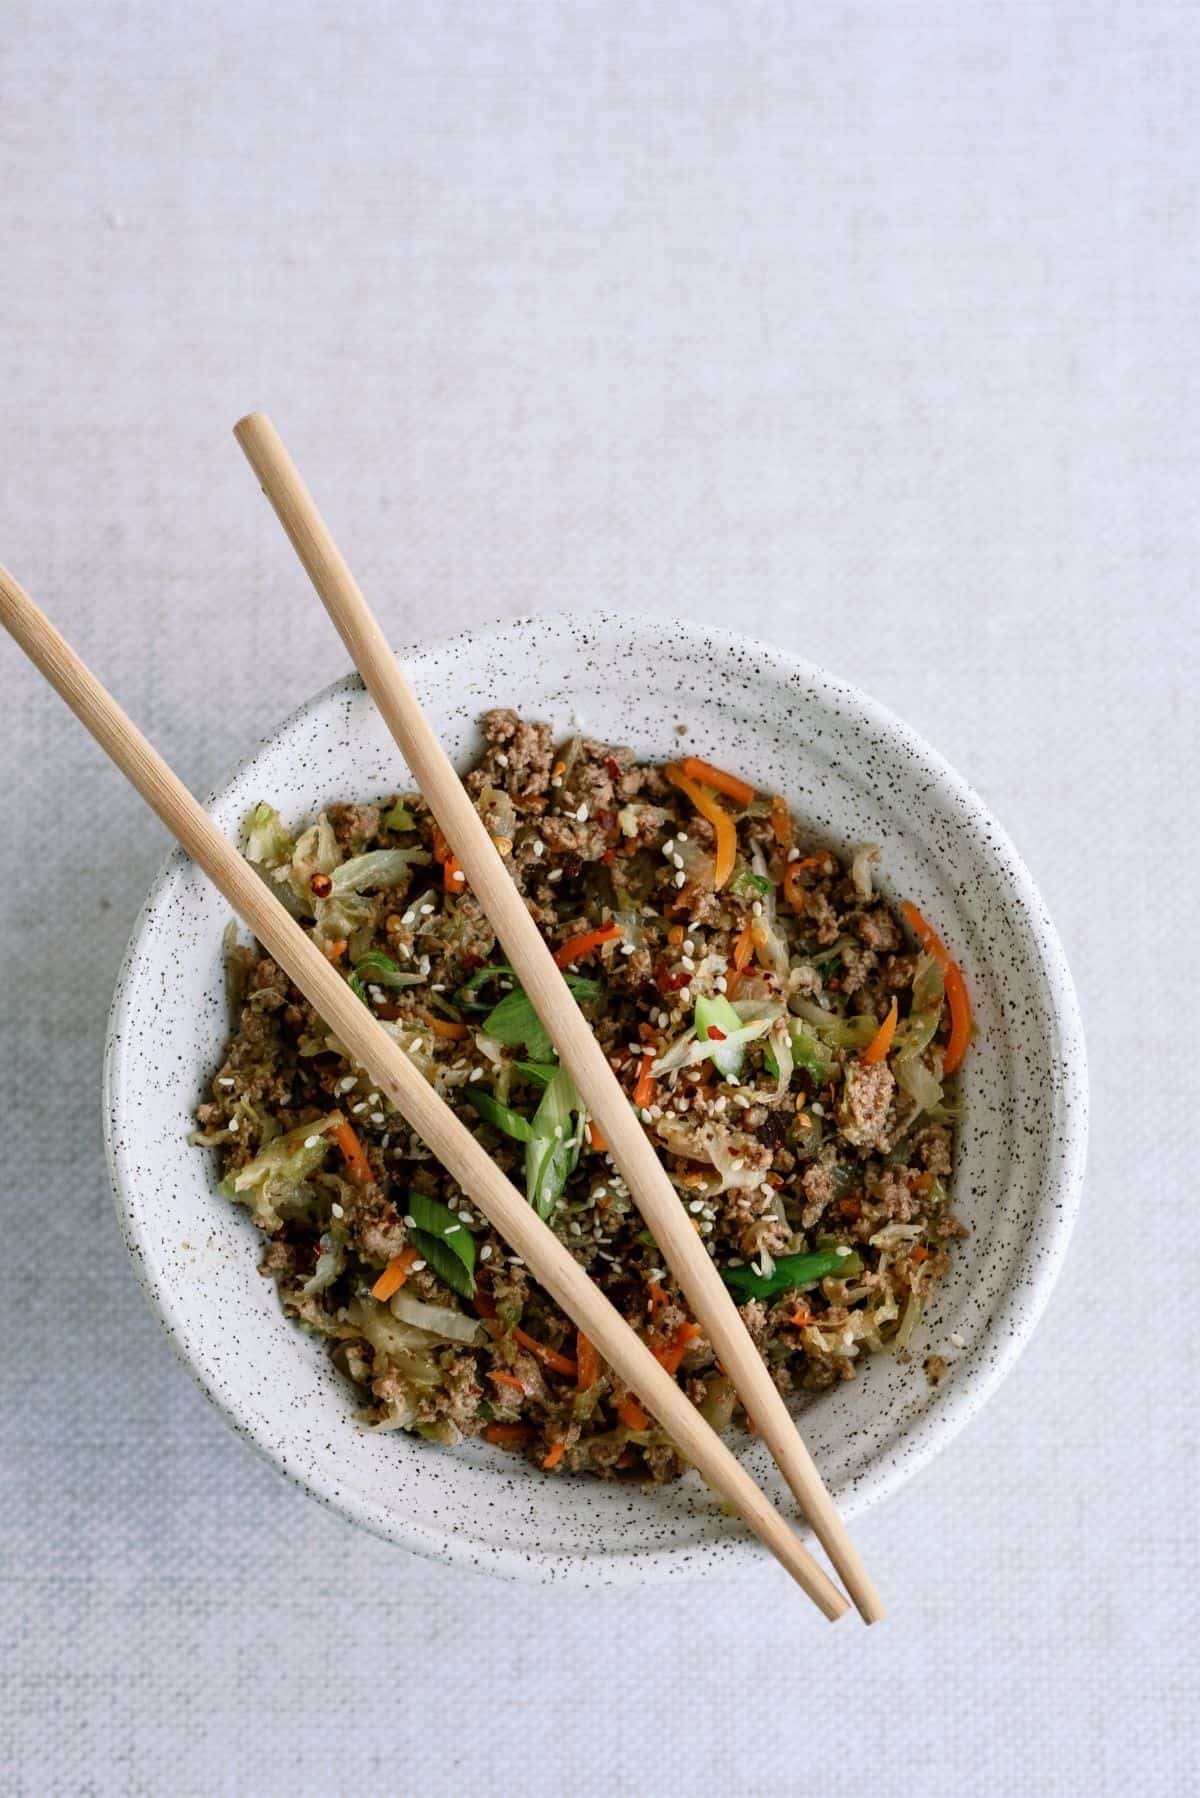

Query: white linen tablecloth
[1,3,1196,1792]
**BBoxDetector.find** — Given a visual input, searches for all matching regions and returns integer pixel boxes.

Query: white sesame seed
[547,869,562,883]
[495,751,509,766]
[751,900,763,917]
[480,1244,493,1261]
[445,1224,460,1235]
[688,1198,704,1214]
[371,1112,385,1125]
[468,1067,484,1082]
[458,1210,472,1222]
[402,910,415,925]
[381,1134,390,1147]
[576,803,589,822]
[420,902,435,915]
[510,1255,525,1266]
[672,853,684,870]
[836,1245,851,1258]
[674,871,686,888]
[620,941,636,955]
[681,955,695,971]
[677,832,689,843]
[337,1075,356,1094]
[683,938,695,952]
[351,1102,368,1115]
[412,1259,427,1272]
[228,1117,239,1131]
[950,1331,966,1349]
[715,976,727,993]
[569,1222,582,1237]
[663,839,676,855]
[304,1135,320,1148]
[403,1214,416,1228]
[678,986,692,1003]
[533,839,545,857]
[217,1076,235,1088]
[787,847,800,862]
[811,1101,825,1116]
[331,1202,344,1218]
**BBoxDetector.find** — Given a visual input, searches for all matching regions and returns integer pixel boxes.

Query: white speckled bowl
[104,613,1086,1584]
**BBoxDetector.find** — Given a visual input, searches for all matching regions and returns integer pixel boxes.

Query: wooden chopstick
[233,413,884,1626]
[0,561,849,1621]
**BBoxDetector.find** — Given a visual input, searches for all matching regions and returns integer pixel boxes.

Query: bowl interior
[104,612,1086,1584]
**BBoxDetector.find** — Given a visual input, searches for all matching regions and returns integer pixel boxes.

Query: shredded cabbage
[227,1114,339,1230]
[388,1290,486,1344]
[331,847,430,894]
[244,802,294,872]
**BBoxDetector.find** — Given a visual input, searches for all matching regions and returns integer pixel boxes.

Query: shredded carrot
[677,755,755,808]
[617,1395,650,1431]
[632,1051,657,1110]
[770,794,793,848]
[663,764,737,889]
[329,1119,372,1185]
[488,1369,525,1392]
[485,1422,531,1448]
[724,968,743,1000]
[442,852,465,893]
[513,1327,578,1379]
[667,924,685,946]
[732,923,755,973]
[586,1119,607,1153]
[552,922,621,967]
[901,900,973,1075]
[861,995,899,1065]
[647,1281,669,1317]
[426,1014,469,1040]
[789,1309,815,1329]
[910,1245,930,1265]
[782,855,828,910]
[320,938,348,963]
[653,1320,701,1377]
[371,1247,418,1301]
[542,1441,566,1469]
[576,1331,601,1390]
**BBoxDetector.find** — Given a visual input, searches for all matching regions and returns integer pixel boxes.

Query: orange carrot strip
[677,755,755,808]
[782,856,829,910]
[552,922,621,968]
[329,1119,372,1185]
[586,1119,607,1152]
[576,1331,602,1390]
[789,1309,815,1329]
[901,900,973,1075]
[861,995,899,1065]
[732,923,755,973]
[488,1370,525,1392]
[512,1328,578,1379]
[910,1246,930,1265]
[542,1441,566,1469]
[426,1015,469,1040]
[370,1247,418,1302]
[663,764,737,889]
[770,794,793,848]
[647,1281,669,1318]
[442,853,465,893]
[617,1395,650,1431]
[485,1423,531,1448]
[320,938,348,963]
[632,1051,657,1110]
[653,1320,701,1377]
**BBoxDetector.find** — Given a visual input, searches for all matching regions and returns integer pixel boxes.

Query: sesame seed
[678,831,689,842]
[468,1068,484,1082]
[338,1076,356,1094]
[674,870,686,888]
[445,1224,460,1235]
[351,1101,368,1115]
[715,976,727,993]
[450,868,465,884]
[950,1331,966,1349]
[681,955,695,971]
[751,900,763,917]
[458,1210,472,1222]
[569,1222,582,1237]
[217,1076,235,1088]
[510,1255,525,1266]
[576,803,589,822]
[480,1245,493,1261]
[678,986,692,1003]
[688,1199,704,1214]
[787,847,800,862]
[683,938,695,952]
[811,1101,825,1116]
[412,1259,427,1272]
[672,853,684,870]
[532,840,545,857]
[495,751,509,766]
[304,1135,320,1148]
[228,1117,239,1131]
[331,1202,344,1219]
[420,902,435,915]
[620,942,636,955]
[547,869,562,883]
[381,1134,390,1147]
[403,1214,416,1228]
[371,1112,385,1125]
[663,839,676,855]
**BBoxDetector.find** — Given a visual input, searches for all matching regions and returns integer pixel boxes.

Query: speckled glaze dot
[103,613,1087,1587]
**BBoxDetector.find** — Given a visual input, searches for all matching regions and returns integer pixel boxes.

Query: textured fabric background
[1,3,1196,1793]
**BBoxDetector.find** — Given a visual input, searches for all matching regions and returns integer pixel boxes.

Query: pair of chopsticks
[0,413,882,1623]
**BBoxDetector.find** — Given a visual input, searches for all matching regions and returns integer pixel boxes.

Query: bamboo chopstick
[233,413,884,1625]
[0,561,848,1620]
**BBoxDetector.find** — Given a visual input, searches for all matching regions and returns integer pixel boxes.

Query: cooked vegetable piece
[721,1246,860,1301]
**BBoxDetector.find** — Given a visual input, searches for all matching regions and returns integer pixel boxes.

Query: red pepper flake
[706,1025,727,1040]
[594,807,616,832]
[654,963,689,994]
[309,871,333,897]
[605,757,622,781]
[601,847,616,864]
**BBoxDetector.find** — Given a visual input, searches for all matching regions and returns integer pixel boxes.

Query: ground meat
[838,1059,896,1151]
[199,711,964,1484]
[913,1125,954,1176]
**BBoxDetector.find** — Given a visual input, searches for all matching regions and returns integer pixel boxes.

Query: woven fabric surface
[1,3,1196,1793]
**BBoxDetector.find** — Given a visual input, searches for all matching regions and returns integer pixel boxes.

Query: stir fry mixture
[194,711,971,1481]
